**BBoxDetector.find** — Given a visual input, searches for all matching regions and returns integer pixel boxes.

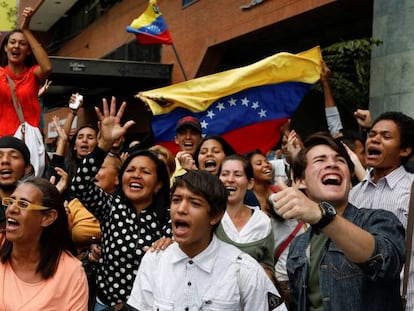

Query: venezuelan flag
[126,0,172,45]
[138,46,322,154]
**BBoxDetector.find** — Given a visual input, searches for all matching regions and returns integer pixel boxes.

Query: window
[182,0,199,8]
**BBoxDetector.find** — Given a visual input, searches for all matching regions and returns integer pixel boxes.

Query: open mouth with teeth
[225,186,237,193]
[173,219,190,237]
[204,160,217,172]
[0,169,12,177]
[129,182,143,190]
[6,217,19,232]
[79,145,90,152]
[263,168,272,175]
[321,174,342,186]
[367,148,381,156]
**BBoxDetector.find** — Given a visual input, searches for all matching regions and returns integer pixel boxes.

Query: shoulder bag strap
[274,221,305,262]
[6,75,26,138]
[403,180,414,309]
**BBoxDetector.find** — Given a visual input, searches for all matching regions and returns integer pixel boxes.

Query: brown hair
[292,132,355,181]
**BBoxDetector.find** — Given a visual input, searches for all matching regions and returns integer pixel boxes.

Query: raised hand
[354,109,372,129]
[270,177,321,225]
[95,97,135,151]
[320,60,331,84]
[38,79,52,97]
[286,130,303,161]
[177,151,197,171]
[50,167,69,194]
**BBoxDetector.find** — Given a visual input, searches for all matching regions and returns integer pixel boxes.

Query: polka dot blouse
[71,147,171,306]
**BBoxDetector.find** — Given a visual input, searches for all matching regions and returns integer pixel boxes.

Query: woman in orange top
[0,3,52,136]
[0,177,88,310]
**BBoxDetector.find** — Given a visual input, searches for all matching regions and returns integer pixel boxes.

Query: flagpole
[171,43,188,81]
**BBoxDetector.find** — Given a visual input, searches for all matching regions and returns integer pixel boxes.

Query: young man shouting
[272,132,405,311]
[127,170,286,311]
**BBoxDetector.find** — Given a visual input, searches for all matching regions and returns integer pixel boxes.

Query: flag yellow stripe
[138,46,322,115]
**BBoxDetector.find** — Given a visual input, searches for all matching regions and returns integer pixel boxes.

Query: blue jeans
[94,299,108,311]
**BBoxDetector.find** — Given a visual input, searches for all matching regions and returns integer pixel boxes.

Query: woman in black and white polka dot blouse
[71,97,172,310]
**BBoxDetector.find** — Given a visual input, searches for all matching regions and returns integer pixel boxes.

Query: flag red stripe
[135,30,172,45]
[157,118,288,156]
[221,118,289,154]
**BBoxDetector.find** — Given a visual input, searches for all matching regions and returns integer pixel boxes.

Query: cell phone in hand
[69,94,83,110]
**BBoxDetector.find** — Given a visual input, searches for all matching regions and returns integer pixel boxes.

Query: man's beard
[0,182,17,193]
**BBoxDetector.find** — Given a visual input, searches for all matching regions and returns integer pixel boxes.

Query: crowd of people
[1,4,414,311]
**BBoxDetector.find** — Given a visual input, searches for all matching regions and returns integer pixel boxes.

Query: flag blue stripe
[152,81,312,142]
[126,15,168,36]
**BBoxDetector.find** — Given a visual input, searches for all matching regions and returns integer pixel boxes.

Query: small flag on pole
[126,0,172,45]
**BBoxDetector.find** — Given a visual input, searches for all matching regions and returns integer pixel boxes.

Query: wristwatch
[312,201,337,229]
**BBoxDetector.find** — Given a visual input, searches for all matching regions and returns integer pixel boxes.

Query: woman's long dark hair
[193,135,236,169]
[117,149,170,225]
[0,177,71,279]
[0,30,37,67]
[68,124,98,161]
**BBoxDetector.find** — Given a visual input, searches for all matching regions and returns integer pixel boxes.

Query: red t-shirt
[0,65,41,136]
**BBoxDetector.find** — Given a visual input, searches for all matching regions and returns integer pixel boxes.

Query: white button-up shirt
[127,235,287,310]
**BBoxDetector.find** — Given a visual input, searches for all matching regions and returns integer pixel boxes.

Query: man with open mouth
[349,111,414,309]
[271,132,405,310]
[127,170,287,310]
[172,116,203,179]
[0,136,33,231]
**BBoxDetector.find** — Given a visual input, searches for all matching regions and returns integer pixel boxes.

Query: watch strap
[312,202,336,229]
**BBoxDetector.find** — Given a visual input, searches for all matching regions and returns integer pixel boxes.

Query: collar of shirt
[169,235,219,274]
[363,165,408,189]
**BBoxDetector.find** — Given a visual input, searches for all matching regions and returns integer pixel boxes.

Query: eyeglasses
[2,197,51,211]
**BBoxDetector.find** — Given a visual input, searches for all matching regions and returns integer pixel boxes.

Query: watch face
[320,201,337,216]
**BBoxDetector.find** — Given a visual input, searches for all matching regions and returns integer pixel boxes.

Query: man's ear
[174,135,179,145]
[296,178,307,190]
[209,210,224,227]
[400,146,412,159]
[41,209,58,228]
[24,164,34,176]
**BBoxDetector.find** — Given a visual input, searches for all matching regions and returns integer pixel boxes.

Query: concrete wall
[370,0,414,119]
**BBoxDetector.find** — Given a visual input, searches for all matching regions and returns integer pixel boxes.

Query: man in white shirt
[127,170,286,311]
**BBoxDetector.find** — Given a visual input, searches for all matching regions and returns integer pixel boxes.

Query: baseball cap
[176,116,202,133]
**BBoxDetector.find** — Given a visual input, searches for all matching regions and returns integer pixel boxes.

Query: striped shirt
[349,165,414,309]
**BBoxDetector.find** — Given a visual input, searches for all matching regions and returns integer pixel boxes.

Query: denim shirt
[287,204,405,311]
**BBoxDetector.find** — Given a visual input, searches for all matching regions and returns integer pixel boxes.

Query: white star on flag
[206,110,216,119]
[228,98,237,106]
[258,109,267,118]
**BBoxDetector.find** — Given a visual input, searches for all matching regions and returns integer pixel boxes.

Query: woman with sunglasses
[0,177,88,310]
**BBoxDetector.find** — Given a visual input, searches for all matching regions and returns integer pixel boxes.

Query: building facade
[18,0,410,138]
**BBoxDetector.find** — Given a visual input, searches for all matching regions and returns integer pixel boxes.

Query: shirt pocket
[153,296,174,311]
[328,245,364,280]
[200,297,240,310]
